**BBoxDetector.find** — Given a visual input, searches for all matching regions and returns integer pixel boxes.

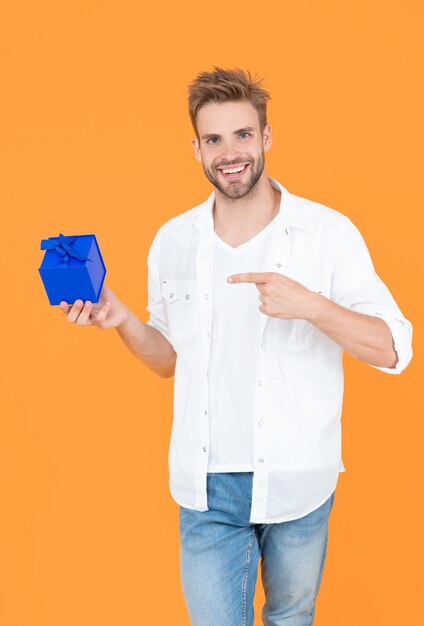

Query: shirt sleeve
[330,218,413,375]
[145,226,176,351]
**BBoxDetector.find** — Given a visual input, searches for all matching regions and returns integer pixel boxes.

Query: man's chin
[213,177,254,199]
[221,187,251,200]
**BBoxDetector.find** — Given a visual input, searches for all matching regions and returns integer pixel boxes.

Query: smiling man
[60,67,413,625]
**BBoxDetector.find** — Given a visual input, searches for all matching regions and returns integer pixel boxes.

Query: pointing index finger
[227,272,270,284]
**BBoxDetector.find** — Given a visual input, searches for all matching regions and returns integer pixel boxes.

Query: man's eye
[206,137,219,144]
[239,132,251,139]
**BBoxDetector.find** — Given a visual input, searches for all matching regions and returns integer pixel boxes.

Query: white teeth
[222,165,246,174]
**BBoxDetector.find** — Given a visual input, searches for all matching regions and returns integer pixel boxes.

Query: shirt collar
[192,177,307,232]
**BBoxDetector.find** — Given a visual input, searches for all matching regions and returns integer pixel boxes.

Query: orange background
[0,1,422,624]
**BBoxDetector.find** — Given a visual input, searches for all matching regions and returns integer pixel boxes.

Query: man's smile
[216,162,250,180]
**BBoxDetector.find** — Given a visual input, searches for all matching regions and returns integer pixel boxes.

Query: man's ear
[192,137,202,162]
[262,123,272,153]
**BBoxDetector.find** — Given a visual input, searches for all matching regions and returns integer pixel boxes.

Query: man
[60,67,413,625]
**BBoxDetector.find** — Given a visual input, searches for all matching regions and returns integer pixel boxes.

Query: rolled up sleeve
[331,218,413,374]
[370,313,413,374]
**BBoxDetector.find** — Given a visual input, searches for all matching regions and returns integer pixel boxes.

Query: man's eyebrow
[233,126,255,134]
[200,126,256,140]
[201,132,220,140]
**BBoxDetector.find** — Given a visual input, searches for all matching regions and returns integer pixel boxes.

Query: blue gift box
[38,233,106,305]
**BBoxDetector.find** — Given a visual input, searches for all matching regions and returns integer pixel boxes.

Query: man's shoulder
[292,190,352,233]
[156,198,206,235]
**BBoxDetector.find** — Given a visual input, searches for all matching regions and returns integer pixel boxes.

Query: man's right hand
[59,284,129,330]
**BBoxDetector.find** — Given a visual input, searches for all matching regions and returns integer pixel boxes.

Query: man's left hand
[227,272,318,321]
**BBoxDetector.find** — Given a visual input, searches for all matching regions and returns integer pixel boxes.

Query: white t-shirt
[207,213,280,472]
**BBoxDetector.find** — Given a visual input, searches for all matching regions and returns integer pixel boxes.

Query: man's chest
[158,226,333,300]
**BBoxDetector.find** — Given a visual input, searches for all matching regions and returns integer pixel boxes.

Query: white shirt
[145,178,413,523]
[208,214,278,471]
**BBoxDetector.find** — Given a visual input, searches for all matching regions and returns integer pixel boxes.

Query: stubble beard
[202,151,265,201]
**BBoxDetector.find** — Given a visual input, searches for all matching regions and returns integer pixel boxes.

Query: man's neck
[212,172,281,237]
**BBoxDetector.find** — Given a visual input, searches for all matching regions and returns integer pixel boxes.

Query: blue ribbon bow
[40,233,93,265]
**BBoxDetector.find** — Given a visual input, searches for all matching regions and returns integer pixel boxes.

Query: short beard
[203,152,265,200]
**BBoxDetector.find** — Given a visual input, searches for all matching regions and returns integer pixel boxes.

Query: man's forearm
[306,293,398,369]
[116,309,176,378]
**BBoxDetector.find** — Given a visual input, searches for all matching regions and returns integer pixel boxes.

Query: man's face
[192,100,272,200]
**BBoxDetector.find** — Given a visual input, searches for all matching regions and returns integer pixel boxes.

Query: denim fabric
[179,472,335,626]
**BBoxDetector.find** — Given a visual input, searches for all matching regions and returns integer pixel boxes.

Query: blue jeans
[179,472,335,626]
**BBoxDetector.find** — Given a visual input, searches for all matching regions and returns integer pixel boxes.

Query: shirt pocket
[161,278,200,337]
[271,318,316,351]
[271,279,328,350]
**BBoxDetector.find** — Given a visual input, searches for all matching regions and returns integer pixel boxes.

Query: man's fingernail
[227,277,234,283]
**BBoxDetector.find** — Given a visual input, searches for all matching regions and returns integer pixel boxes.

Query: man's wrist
[303,291,330,324]
[116,306,132,331]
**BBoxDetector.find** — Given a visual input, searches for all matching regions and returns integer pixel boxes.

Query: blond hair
[188,66,271,138]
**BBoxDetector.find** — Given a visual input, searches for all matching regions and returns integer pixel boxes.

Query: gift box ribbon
[40,233,93,265]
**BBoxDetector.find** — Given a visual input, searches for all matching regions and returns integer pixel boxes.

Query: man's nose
[218,141,244,163]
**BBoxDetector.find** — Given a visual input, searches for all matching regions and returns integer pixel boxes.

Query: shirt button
[185,294,190,300]
[276,262,282,268]
[258,420,263,426]
[258,457,264,463]
[207,332,211,338]
[204,409,208,415]
[203,447,207,452]
[257,380,262,386]
[204,294,209,299]
[169,293,174,298]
